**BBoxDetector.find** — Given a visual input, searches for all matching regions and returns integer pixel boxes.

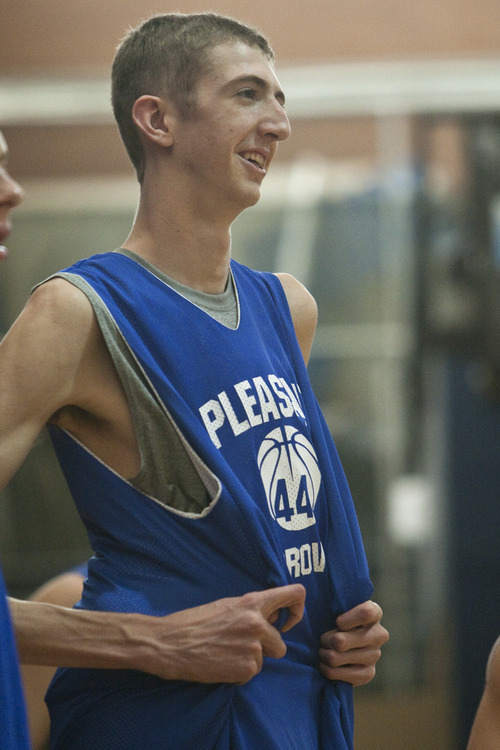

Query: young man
[0,129,308,749]
[1,13,388,749]
[0,126,323,750]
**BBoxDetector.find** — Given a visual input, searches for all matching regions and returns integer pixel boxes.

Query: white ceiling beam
[1,58,500,126]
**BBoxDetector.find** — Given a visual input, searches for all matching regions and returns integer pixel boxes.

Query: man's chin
[0,245,9,261]
[245,183,262,207]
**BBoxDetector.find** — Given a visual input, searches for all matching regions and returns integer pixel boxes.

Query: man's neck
[122,189,234,295]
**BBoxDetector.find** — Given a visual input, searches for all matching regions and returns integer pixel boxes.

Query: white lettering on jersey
[234,380,262,427]
[268,375,295,418]
[199,399,226,449]
[252,377,281,422]
[218,390,250,436]
[285,543,326,578]
[198,374,305,449]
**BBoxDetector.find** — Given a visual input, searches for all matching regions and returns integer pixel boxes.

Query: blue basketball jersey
[45,252,372,749]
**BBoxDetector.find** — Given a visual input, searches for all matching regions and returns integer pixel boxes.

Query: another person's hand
[319,600,388,686]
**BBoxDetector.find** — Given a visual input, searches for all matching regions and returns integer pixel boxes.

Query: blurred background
[1,1,500,747]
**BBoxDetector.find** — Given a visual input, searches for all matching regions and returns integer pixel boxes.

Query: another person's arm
[20,571,86,750]
[467,635,500,750]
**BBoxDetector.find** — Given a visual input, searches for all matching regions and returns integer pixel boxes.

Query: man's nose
[0,172,24,208]
[262,100,291,142]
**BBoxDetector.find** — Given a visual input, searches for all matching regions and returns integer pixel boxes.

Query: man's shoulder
[18,276,98,360]
[273,274,318,364]
[30,275,94,319]
[273,273,317,317]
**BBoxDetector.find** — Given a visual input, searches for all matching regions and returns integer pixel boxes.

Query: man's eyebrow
[229,74,286,106]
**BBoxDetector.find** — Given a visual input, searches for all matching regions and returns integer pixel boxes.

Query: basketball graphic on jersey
[257,425,321,530]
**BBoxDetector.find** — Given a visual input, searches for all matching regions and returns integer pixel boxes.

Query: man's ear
[132,95,175,148]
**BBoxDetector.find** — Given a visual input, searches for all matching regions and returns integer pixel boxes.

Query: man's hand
[319,600,389,686]
[140,584,306,684]
[12,584,306,686]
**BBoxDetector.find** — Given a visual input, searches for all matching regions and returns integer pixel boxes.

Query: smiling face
[169,41,291,219]
[0,131,23,259]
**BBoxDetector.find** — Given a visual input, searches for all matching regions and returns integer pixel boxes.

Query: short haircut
[111,12,274,181]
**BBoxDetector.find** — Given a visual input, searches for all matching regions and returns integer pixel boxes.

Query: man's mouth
[0,222,10,261]
[240,151,267,171]
[0,221,11,245]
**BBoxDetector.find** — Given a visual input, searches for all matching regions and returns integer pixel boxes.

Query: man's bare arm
[0,279,97,489]
[11,584,305,684]
[275,273,318,365]
[0,277,138,489]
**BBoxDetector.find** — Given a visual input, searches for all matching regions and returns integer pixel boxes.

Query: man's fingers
[255,584,306,633]
[321,622,389,654]
[259,621,288,660]
[319,641,384,686]
[319,661,378,687]
[335,600,383,631]
[319,644,383,669]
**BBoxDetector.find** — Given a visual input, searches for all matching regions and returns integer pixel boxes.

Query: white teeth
[241,151,265,168]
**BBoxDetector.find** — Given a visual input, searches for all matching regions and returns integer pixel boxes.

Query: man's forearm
[9,584,306,684]
[9,597,153,672]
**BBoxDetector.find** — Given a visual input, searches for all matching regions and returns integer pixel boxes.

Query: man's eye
[237,88,257,100]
